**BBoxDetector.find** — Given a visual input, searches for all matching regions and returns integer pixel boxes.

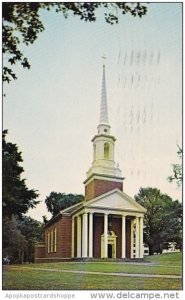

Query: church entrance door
[101,230,117,258]
[108,244,112,258]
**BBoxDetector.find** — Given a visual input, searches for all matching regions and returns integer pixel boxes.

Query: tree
[3,216,27,264]
[2,130,39,218]
[45,191,84,216]
[2,131,41,263]
[168,145,182,187]
[18,216,44,263]
[3,215,44,263]
[2,2,147,82]
[135,187,182,255]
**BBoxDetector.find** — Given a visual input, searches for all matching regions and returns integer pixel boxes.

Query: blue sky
[3,2,182,221]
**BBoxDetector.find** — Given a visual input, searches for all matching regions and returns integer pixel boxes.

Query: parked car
[3,257,10,265]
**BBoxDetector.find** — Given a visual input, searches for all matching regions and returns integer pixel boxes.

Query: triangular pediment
[84,189,146,213]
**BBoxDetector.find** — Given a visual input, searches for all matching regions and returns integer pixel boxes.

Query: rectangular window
[47,232,50,253]
[54,228,57,252]
[51,230,54,253]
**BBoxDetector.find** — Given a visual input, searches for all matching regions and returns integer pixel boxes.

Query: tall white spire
[99,64,109,125]
[84,60,123,184]
[98,62,111,135]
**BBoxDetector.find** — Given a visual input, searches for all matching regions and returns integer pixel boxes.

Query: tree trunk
[149,244,153,255]
[21,250,24,264]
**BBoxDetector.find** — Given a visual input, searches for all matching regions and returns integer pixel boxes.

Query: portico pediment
[84,188,146,213]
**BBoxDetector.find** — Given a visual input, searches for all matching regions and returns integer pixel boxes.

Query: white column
[103,213,108,258]
[139,217,144,258]
[77,215,82,258]
[135,217,140,258]
[130,219,134,258]
[71,217,75,258]
[89,212,93,258]
[82,212,88,257]
[121,215,126,258]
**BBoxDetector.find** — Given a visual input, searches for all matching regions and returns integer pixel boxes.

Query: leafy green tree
[18,216,44,263]
[2,130,39,218]
[135,187,182,255]
[3,216,28,263]
[45,192,84,216]
[3,215,44,263]
[2,131,41,263]
[168,145,182,187]
[2,2,147,82]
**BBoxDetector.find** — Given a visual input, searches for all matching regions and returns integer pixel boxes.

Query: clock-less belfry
[35,63,146,262]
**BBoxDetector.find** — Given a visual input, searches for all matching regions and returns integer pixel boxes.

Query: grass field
[3,252,182,290]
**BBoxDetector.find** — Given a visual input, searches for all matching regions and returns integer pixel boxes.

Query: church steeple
[100,64,109,125]
[98,64,111,135]
[84,63,124,201]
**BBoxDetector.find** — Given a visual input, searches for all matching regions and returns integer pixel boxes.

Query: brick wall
[44,215,72,259]
[85,180,95,200]
[126,219,131,258]
[85,179,123,201]
[34,243,45,259]
[45,219,62,258]
[93,216,104,258]
[111,217,122,258]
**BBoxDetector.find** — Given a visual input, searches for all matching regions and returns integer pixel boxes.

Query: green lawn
[3,252,182,290]
[145,252,182,265]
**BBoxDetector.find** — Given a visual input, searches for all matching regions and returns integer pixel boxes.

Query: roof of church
[45,201,84,227]
[59,201,84,215]
[83,188,147,213]
[58,188,146,217]
[45,188,146,228]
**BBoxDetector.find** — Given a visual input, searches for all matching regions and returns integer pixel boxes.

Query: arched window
[104,143,109,159]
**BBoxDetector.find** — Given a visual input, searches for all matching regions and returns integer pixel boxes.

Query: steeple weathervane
[102,55,106,65]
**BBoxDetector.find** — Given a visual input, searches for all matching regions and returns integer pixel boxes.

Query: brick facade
[35,213,132,261]
[93,216,104,258]
[34,243,45,259]
[111,217,122,258]
[126,219,131,258]
[85,179,123,201]
[43,215,72,259]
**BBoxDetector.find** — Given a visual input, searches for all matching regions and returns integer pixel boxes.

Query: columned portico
[74,210,145,259]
